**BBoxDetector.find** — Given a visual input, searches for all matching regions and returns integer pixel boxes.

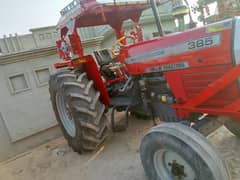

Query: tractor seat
[93,49,115,66]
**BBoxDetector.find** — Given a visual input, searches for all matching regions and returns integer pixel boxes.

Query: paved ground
[0,114,240,180]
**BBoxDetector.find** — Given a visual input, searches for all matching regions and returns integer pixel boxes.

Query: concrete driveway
[0,114,240,180]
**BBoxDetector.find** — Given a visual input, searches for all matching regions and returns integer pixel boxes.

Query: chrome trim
[233,17,240,65]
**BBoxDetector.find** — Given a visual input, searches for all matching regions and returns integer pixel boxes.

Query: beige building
[0,4,176,162]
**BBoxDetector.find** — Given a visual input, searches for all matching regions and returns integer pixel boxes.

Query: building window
[39,34,45,40]
[46,33,52,39]
[8,73,31,94]
[33,66,51,87]
[53,32,58,38]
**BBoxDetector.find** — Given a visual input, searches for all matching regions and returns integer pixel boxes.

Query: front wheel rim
[153,149,197,180]
[56,93,76,137]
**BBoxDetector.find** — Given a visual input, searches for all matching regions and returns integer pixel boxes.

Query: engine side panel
[122,19,233,74]
[122,18,240,109]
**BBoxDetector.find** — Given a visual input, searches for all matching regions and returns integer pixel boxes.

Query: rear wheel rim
[153,149,196,180]
[56,93,76,137]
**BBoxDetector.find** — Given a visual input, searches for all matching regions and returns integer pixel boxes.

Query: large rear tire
[140,123,230,180]
[224,117,240,137]
[49,69,110,153]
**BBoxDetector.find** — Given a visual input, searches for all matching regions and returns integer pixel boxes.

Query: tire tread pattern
[49,69,110,153]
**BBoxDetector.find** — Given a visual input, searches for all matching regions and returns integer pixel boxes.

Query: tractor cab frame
[56,0,153,62]
[54,0,163,106]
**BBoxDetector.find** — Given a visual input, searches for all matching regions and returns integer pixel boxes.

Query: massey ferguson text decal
[146,62,189,73]
[126,34,221,64]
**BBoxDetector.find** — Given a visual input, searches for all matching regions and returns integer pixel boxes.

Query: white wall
[0,36,105,162]
[0,52,62,161]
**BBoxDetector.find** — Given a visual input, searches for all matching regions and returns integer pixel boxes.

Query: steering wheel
[111,35,136,56]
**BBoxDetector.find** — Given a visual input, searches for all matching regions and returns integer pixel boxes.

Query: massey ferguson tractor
[49,0,240,179]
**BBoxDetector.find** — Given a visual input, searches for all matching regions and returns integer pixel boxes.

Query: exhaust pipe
[150,0,164,36]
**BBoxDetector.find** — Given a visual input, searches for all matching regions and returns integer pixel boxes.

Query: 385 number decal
[187,37,214,50]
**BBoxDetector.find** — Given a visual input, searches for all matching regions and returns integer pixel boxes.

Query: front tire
[140,123,230,180]
[49,69,110,153]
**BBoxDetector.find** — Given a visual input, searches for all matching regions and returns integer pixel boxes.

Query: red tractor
[49,0,240,179]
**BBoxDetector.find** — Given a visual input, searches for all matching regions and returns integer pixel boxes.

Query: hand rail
[60,0,81,16]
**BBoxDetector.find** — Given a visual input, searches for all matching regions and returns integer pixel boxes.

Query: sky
[0,0,73,37]
[0,0,216,38]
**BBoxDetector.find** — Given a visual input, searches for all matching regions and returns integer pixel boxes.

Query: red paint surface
[55,1,240,120]
[121,19,240,119]
[83,55,110,105]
